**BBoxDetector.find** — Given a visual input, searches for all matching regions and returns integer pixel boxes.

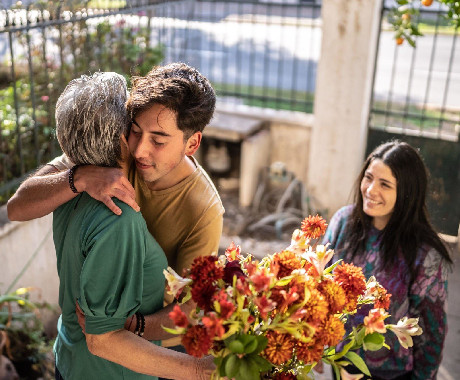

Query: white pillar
[308,0,383,216]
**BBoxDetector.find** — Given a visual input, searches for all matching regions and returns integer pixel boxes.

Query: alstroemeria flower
[163,267,192,298]
[225,241,241,261]
[287,229,310,253]
[387,317,423,349]
[202,312,225,338]
[364,308,389,334]
[254,295,276,320]
[302,244,334,275]
[250,268,272,292]
[169,304,189,328]
[340,367,364,380]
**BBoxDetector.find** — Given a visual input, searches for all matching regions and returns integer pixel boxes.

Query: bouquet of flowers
[163,215,422,380]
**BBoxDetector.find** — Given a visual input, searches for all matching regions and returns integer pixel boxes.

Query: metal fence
[368,1,460,235]
[370,2,460,141]
[0,0,322,203]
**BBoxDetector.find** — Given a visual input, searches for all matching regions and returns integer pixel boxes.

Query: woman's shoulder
[329,205,354,225]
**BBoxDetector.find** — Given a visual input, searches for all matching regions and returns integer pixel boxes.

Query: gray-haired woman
[52,72,214,380]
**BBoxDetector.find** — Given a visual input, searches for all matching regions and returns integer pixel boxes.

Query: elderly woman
[52,72,214,380]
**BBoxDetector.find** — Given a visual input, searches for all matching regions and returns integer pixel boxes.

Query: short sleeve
[48,154,75,171]
[78,205,146,335]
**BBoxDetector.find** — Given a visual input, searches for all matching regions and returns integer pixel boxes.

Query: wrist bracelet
[138,312,145,337]
[134,311,141,335]
[68,165,81,194]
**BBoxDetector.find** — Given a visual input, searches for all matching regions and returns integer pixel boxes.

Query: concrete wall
[0,208,59,306]
[308,0,384,217]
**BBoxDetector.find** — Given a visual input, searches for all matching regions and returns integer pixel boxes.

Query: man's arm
[7,165,139,221]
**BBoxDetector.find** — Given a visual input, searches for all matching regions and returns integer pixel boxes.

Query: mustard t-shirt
[49,154,224,275]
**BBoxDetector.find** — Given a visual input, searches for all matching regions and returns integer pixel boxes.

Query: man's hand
[74,166,140,215]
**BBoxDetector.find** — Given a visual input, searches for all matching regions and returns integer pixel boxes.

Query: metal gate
[368,2,460,235]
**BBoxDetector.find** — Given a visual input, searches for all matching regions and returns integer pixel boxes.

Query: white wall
[0,210,59,306]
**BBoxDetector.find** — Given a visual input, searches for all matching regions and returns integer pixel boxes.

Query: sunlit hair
[345,140,451,278]
[55,72,129,167]
[126,62,216,138]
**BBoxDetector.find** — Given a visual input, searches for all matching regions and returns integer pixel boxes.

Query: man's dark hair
[126,62,216,138]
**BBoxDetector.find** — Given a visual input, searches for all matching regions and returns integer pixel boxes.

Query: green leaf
[224,354,241,378]
[254,335,268,354]
[249,354,272,372]
[363,332,385,351]
[161,326,184,335]
[274,276,293,287]
[237,358,259,380]
[244,337,258,354]
[228,340,245,354]
[214,356,226,377]
[344,352,371,376]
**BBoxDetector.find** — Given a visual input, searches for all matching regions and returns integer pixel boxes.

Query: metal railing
[370,2,460,141]
[0,0,323,203]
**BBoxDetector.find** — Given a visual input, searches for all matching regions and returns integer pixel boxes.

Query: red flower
[225,241,241,261]
[213,289,236,319]
[189,255,224,284]
[301,215,328,240]
[274,372,297,380]
[182,325,212,358]
[168,305,188,328]
[223,260,246,284]
[191,282,217,312]
[202,312,225,338]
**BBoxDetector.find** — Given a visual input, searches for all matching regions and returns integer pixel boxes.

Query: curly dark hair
[126,62,216,138]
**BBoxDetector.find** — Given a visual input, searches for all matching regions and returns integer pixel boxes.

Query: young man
[7,63,224,277]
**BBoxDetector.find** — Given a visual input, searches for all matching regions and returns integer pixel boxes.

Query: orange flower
[296,338,324,364]
[334,262,367,299]
[168,304,188,328]
[364,308,389,335]
[301,215,328,240]
[263,331,295,365]
[272,250,303,278]
[182,325,212,358]
[318,278,347,314]
[302,288,329,326]
[320,315,345,347]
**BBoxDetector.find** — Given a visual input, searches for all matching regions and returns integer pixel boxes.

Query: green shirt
[53,193,168,380]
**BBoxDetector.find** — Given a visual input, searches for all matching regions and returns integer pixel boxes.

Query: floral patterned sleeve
[409,248,449,380]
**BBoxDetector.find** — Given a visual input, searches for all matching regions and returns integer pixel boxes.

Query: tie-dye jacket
[323,205,449,380]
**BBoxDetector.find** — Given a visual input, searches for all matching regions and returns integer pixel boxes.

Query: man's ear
[185,131,202,156]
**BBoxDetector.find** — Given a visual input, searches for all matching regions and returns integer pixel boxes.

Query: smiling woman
[322,140,453,380]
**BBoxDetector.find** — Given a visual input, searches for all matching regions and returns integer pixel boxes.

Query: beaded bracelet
[68,165,81,194]
[138,312,145,337]
[134,312,141,335]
